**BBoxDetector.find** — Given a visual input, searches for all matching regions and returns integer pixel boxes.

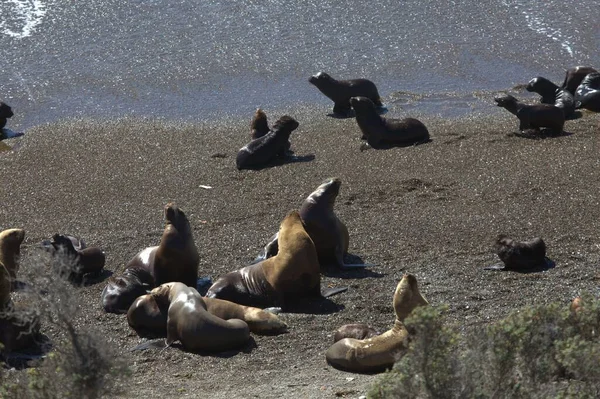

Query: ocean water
[0,0,598,128]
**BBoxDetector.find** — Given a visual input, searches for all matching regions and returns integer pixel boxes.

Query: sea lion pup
[486,235,547,271]
[561,66,597,95]
[255,178,370,269]
[127,282,287,337]
[309,72,383,117]
[494,94,565,135]
[154,282,250,352]
[236,115,299,170]
[43,234,105,282]
[101,203,199,313]
[333,324,379,343]
[206,210,321,308]
[526,77,575,118]
[325,274,429,373]
[250,108,291,153]
[575,72,600,112]
[349,96,429,149]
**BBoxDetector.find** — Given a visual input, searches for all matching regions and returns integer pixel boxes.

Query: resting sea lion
[494,94,564,135]
[0,228,40,354]
[526,77,575,118]
[561,66,597,95]
[43,234,105,282]
[309,72,383,117]
[484,235,548,271]
[236,115,299,170]
[127,282,287,337]
[101,203,199,313]
[206,210,321,308]
[255,178,370,269]
[325,274,428,373]
[333,324,380,343]
[575,72,600,112]
[350,96,429,149]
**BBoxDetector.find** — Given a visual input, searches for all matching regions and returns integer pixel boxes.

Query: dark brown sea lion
[575,72,600,112]
[309,72,383,117]
[127,282,287,337]
[325,274,428,373]
[0,228,40,354]
[526,77,575,118]
[494,94,565,135]
[561,66,597,95]
[484,235,549,271]
[43,234,106,282]
[254,178,370,269]
[153,282,250,352]
[333,324,379,343]
[0,102,14,130]
[250,108,291,153]
[206,210,321,308]
[101,203,199,313]
[236,115,299,170]
[349,96,429,149]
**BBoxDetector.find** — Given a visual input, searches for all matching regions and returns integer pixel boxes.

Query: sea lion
[575,72,600,112]
[101,203,199,313]
[349,96,429,149]
[250,108,292,153]
[236,115,299,170]
[561,66,597,95]
[494,94,565,135]
[43,234,106,282]
[151,282,250,352]
[325,274,429,373]
[333,324,380,343]
[254,178,370,269]
[0,228,24,286]
[484,235,549,271]
[127,282,287,337]
[309,72,383,117]
[526,77,575,118]
[0,102,14,130]
[206,210,321,308]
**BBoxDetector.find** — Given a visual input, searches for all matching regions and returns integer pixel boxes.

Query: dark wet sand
[1,105,600,397]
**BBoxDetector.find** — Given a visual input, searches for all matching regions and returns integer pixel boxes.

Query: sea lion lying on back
[494,94,565,135]
[236,115,299,170]
[575,72,600,112]
[350,96,429,149]
[526,77,575,118]
[42,234,106,282]
[325,274,429,373]
[561,66,597,95]
[127,282,288,337]
[309,72,383,117]
[254,178,370,269]
[206,211,321,309]
[101,203,199,313]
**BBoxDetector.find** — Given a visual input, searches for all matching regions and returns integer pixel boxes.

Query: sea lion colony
[1,66,599,374]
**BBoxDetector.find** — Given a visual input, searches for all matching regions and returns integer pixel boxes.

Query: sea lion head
[127,286,172,336]
[526,77,540,92]
[308,72,332,85]
[101,269,153,314]
[164,202,188,226]
[272,115,299,132]
[306,177,342,208]
[0,103,14,119]
[494,94,517,108]
[393,274,428,322]
[0,228,25,258]
[349,96,375,112]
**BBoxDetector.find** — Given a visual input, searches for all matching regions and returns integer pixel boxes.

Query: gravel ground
[1,102,600,398]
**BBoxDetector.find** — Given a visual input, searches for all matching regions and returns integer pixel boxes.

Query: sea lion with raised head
[127,282,287,337]
[575,72,600,112]
[485,235,549,272]
[236,115,299,170]
[254,178,370,269]
[250,108,291,153]
[526,77,575,118]
[101,203,199,313]
[325,274,429,373]
[350,96,429,149]
[43,234,106,282]
[561,66,597,95]
[206,210,321,308]
[309,72,383,117]
[494,94,565,135]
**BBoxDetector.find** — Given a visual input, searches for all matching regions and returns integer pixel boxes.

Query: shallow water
[0,0,598,128]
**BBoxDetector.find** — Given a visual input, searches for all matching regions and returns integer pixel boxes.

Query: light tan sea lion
[127,282,288,337]
[325,274,428,373]
[101,203,199,313]
[158,282,249,352]
[206,210,321,308]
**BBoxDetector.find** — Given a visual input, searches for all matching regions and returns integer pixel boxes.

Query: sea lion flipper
[322,286,348,298]
[131,339,168,351]
[483,263,507,271]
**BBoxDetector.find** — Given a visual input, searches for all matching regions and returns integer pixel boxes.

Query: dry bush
[368,294,600,399]
[1,249,128,399]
